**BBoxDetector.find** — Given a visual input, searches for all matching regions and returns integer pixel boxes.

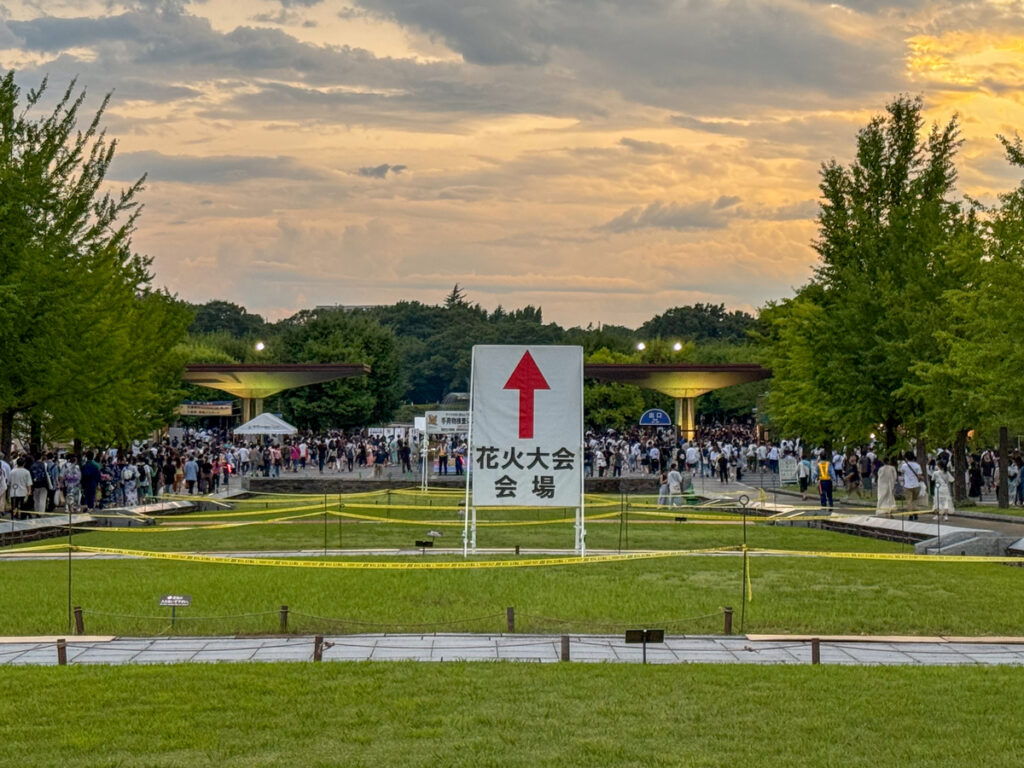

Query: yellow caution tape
[67,544,737,570]
[625,509,757,522]
[743,545,753,601]
[150,502,328,520]
[69,509,335,534]
[749,547,1024,564]
[329,509,622,527]
[0,542,73,554]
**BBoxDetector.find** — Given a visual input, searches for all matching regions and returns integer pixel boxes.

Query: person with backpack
[29,454,51,513]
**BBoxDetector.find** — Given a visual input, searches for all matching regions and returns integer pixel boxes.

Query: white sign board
[470,345,583,507]
[779,456,799,485]
[425,410,469,435]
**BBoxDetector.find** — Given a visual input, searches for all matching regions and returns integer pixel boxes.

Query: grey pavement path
[6,634,1024,667]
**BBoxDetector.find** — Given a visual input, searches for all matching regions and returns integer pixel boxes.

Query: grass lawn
[52,514,912,553]
[2,552,1023,637]
[2,662,1023,767]
[3,492,1023,637]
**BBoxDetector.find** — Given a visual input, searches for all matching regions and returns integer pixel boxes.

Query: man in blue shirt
[184,455,200,495]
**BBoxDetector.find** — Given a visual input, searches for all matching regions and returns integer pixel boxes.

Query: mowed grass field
[2,490,1023,636]
[5,491,1024,768]
[3,662,1024,767]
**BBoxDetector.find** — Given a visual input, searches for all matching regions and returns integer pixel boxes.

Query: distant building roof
[184,363,370,400]
[584,363,770,398]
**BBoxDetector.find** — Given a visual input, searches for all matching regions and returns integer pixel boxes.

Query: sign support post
[463,393,474,557]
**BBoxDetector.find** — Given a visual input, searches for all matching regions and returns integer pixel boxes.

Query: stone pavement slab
[5,633,1024,667]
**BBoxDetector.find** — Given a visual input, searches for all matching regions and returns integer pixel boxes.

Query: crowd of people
[2,419,1022,519]
[582,422,787,481]
[0,428,422,516]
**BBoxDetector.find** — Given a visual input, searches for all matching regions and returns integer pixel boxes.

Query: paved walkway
[5,633,1024,667]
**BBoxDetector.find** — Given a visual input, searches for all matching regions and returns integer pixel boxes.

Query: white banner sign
[779,456,799,485]
[470,345,583,507]
[425,411,469,435]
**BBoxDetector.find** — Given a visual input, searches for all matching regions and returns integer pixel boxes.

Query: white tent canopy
[233,412,297,436]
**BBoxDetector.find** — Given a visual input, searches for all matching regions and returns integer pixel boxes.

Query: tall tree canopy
[760,95,969,448]
[639,303,755,343]
[272,308,405,431]
[0,72,190,451]
[189,300,265,337]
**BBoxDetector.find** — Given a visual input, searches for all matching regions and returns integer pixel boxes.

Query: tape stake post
[740,545,749,633]
[464,349,475,558]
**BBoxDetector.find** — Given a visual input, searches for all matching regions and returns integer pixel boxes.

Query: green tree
[273,308,404,430]
[188,300,265,337]
[760,95,966,451]
[639,303,754,343]
[909,138,1024,497]
[0,72,190,451]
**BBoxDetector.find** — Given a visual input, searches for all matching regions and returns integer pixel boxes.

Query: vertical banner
[470,345,583,508]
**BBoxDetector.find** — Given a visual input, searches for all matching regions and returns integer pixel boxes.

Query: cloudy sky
[3,0,1023,328]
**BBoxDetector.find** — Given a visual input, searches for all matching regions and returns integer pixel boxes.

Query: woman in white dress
[875,456,898,516]
[931,459,955,520]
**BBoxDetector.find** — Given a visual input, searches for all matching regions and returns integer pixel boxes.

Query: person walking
[875,457,898,517]
[29,455,51,513]
[797,453,812,500]
[61,455,82,512]
[81,452,102,510]
[813,454,835,509]
[931,459,955,521]
[667,464,684,507]
[184,455,199,495]
[898,451,925,520]
[8,458,32,519]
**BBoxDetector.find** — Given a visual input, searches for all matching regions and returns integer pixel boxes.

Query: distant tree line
[183,292,760,432]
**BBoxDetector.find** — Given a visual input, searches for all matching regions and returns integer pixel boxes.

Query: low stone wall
[245,476,661,495]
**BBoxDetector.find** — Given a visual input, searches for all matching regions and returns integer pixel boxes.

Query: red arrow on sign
[503,351,550,439]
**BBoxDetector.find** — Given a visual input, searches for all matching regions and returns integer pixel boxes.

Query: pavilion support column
[675,397,697,441]
[241,397,264,422]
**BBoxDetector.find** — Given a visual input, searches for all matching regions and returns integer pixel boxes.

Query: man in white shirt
[667,464,684,506]
[898,451,926,519]
[685,444,699,473]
